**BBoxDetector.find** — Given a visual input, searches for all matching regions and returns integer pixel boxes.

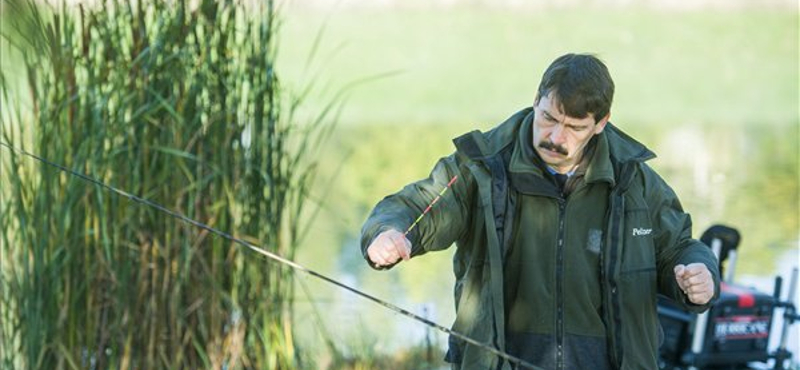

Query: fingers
[673,264,689,290]
[681,285,712,305]
[673,264,686,279]
[684,273,708,286]
[387,232,411,261]
[685,285,714,305]
[674,263,715,305]
[683,263,710,277]
[367,229,412,267]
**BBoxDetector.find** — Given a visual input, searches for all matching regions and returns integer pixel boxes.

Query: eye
[537,114,556,127]
[570,125,588,132]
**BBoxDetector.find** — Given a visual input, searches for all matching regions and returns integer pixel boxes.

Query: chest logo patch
[632,228,653,236]
[587,229,603,254]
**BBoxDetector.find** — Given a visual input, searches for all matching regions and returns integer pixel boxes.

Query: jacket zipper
[606,165,635,369]
[556,197,566,370]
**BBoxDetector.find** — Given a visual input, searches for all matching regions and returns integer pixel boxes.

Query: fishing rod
[0,141,543,370]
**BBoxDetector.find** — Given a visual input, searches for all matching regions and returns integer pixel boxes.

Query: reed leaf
[0,0,330,368]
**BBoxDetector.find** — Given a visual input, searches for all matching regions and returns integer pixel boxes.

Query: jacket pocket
[618,267,659,369]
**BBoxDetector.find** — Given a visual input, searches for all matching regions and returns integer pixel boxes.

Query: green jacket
[361,108,720,370]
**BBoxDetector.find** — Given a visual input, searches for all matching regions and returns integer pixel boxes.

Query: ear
[593,113,611,135]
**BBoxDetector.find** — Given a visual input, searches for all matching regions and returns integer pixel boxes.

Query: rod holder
[724,250,738,283]
[776,268,798,363]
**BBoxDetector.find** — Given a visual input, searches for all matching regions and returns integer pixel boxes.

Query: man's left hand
[674,263,715,305]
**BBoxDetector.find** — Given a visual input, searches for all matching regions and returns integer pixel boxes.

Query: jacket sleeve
[360,152,474,270]
[642,165,721,313]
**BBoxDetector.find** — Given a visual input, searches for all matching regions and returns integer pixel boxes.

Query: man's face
[532,92,609,174]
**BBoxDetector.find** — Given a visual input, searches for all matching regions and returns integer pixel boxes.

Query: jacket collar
[509,109,656,188]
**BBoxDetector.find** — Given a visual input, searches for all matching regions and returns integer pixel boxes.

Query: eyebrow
[542,110,559,122]
[542,109,590,129]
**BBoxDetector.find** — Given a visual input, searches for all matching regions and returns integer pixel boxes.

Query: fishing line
[0,141,543,370]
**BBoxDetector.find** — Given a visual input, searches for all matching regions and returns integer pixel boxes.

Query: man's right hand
[366,229,412,267]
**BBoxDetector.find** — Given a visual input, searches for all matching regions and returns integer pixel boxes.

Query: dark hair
[535,53,614,123]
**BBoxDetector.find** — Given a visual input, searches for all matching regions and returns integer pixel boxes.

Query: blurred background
[279,0,799,367]
[1,0,797,369]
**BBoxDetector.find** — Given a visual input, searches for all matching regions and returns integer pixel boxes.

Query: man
[360,53,719,370]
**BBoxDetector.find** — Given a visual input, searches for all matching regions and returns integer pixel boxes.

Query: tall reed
[0,0,331,368]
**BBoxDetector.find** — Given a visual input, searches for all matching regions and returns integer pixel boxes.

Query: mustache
[538,141,568,156]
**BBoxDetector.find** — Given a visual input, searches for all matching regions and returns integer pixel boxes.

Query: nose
[550,124,567,145]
